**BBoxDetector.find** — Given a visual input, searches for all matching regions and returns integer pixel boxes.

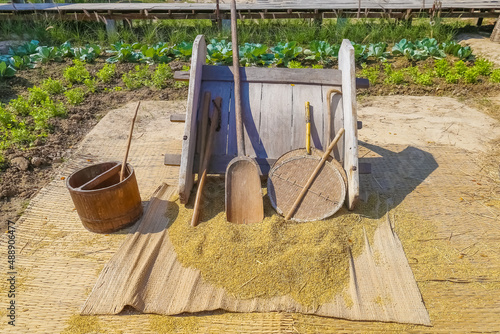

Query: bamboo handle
[191,97,222,227]
[285,128,345,220]
[305,101,311,155]
[230,0,244,156]
[120,101,141,182]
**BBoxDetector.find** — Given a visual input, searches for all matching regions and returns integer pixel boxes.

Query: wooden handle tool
[305,101,311,155]
[285,128,345,220]
[120,101,141,182]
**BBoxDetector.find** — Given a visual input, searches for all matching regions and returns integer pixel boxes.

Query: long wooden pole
[120,101,141,182]
[231,0,244,156]
[285,128,345,220]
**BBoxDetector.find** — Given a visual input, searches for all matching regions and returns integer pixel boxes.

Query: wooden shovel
[225,0,264,224]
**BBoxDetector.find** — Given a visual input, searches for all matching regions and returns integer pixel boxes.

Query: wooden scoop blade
[225,157,264,224]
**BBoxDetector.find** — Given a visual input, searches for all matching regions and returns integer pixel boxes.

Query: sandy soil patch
[457,32,500,67]
[358,95,500,151]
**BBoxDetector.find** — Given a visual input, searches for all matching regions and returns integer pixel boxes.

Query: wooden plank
[164,153,276,175]
[14,10,497,22]
[174,69,370,89]
[196,91,211,175]
[166,153,371,175]
[206,66,343,86]
[200,80,232,157]
[226,79,238,158]
[339,39,359,211]
[178,35,206,205]
[169,113,185,122]
[242,82,265,158]
[259,83,293,159]
[164,154,181,166]
[3,2,500,15]
[291,84,324,151]
[5,2,500,12]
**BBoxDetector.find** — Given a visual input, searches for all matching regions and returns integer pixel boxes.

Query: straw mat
[81,182,430,325]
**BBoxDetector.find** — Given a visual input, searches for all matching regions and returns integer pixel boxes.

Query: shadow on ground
[359,141,438,218]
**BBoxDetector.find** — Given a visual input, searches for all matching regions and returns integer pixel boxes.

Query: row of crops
[0,38,476,78]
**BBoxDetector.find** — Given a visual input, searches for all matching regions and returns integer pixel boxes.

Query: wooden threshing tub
[169,35,367,210]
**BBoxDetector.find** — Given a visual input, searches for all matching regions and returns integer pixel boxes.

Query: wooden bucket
[66,161,143,233]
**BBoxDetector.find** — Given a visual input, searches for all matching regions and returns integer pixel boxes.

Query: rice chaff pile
[167,177,385,307]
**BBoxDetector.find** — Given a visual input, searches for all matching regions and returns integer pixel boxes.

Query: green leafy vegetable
[64,88,86,105]
[367,42,388,60]
[9,56,34,70]
[271,41,302,66]
[96,63,116,83]
[31,46,63,63]
[206,39,233,65]
[0,62,17,78]
[63,59,90,84]
[41,78,65,95]
[11,40,40,57]
[304,41,339,63]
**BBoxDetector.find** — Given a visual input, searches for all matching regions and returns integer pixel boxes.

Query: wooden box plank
[177,35,363,208]
[226,81,238,157]
[174,69,370,90]
[178,35,206,204]
[200,81,233,157]
[242,82,265,158]
[201,65,343,85]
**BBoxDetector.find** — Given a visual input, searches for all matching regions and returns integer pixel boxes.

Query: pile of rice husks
[167,177,387,308]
